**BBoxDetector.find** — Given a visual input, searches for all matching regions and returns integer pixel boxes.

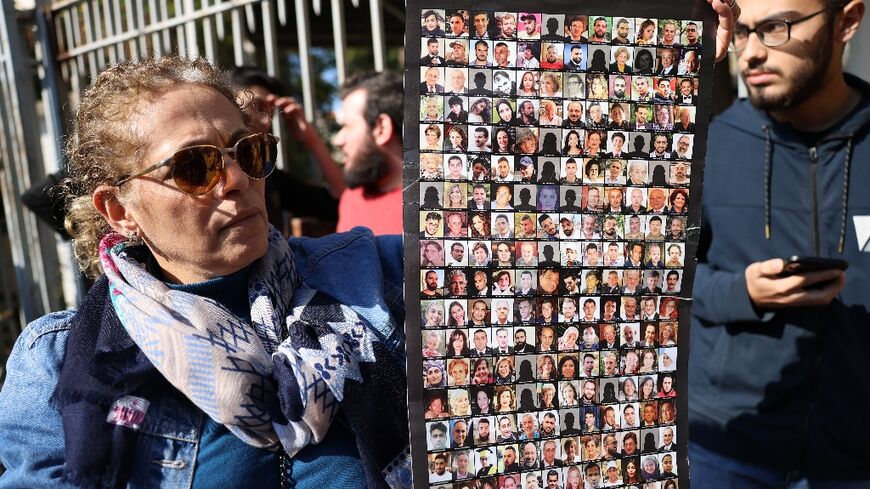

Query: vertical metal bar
[52,8,65,57]
[159,0,170,50]
[100,0,117,63]
[90,0,105,68]
[231,7,243,66]
[80,1,97,77]
[182,0,199,58]
[201,0,217,62]
[261,0,279,77]
[175,0,187,57]
[244,4,255,33]
[123,0,137,57]
[330,0,345,85]
[111,0,124,59]
[368,0,384,71]
[148,0,161,55]
[214,0,225,40]
[277,0,287,26]
[291,0,314,121]
[134,0,148,55]
[262,0,288,170]
[34,3,85,308]
[0,0,56,323]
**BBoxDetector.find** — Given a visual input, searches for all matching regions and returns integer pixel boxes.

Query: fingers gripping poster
[403,2,715,487]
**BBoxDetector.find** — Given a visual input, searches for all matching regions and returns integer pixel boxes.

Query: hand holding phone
[778,256,849,277]
[746,257,847,308]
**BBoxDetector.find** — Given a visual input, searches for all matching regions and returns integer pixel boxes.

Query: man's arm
[693,217,845,325]
[268,95,346,199]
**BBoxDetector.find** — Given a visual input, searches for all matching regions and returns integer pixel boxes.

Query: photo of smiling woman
[0,56,408,489]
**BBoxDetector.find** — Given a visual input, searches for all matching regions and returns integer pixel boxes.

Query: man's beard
[344,136,388,190]
[746,25,834,110]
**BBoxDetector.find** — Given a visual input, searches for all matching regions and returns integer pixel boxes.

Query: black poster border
[403,2,719,487]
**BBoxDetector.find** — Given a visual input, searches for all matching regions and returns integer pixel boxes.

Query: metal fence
[0,0,401,378]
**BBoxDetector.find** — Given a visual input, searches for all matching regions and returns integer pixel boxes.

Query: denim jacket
[0,228,406,488]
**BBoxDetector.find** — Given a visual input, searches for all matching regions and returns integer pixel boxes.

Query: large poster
[403,2,715,487]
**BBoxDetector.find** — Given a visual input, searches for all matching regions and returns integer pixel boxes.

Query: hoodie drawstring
[838,134,854,253]
[763,124,855,254]
[762,125,772,240]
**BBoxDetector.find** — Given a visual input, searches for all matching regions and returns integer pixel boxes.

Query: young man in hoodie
[689,0,870,487]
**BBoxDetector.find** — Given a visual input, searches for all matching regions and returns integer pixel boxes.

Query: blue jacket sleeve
[692,262,768,324]
[0,312,75,488]
[692,214,769,325]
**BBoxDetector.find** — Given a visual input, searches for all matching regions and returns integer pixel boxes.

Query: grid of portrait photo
[414,9,698,489]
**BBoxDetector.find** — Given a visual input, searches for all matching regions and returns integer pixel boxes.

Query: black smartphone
[779,255,849,277]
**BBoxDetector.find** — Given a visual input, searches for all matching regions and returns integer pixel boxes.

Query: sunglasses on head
[114,132,279,195]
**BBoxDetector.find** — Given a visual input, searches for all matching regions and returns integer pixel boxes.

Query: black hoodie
[689,74,870,478]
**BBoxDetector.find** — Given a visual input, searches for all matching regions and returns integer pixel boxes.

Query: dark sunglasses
[114,132,279,195]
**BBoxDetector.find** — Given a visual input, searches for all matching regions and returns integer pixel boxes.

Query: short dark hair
[340,71,403,142]
[230,65,287,96]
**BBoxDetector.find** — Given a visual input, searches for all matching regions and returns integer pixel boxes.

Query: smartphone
[779,255,849,277]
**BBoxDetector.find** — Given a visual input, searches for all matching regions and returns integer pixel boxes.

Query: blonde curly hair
[63,56,243,278]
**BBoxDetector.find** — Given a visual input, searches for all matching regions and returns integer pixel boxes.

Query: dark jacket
[689,74,870,479]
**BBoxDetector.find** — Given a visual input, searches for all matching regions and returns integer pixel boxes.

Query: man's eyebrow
[738,10,804,27]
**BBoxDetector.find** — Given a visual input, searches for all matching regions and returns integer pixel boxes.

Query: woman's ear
[92,185,139,236]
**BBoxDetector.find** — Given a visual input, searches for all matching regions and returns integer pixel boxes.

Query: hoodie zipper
[809,146,820,255]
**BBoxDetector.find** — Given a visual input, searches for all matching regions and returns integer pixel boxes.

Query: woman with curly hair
[515,128,539,154]
[468,97,492,123]
[493,127,513,153]
[669,188,688,214]
[472,358,494,385]
[636,19,656,45]
[444,182,467,208]
[537,354,556,381]
[540,72,562,97]
[0,56,407,489]
[470,212,491,239]
[560,381,579,408]
[494,356,515,384]
[587,73,609,99]
[559,354,578,380]
[445,125,468,152]
[539,99,562,126]
[562,129,584,156]
[494,385,516,413]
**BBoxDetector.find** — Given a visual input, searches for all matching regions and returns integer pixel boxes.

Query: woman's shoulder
[15,309,76,359]
[0,309,75,403]
[0,310,76,484]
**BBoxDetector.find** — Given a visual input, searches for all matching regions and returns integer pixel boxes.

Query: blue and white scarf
[98,227,379,457]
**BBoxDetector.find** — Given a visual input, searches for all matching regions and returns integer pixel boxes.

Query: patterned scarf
[97,227,379,457]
